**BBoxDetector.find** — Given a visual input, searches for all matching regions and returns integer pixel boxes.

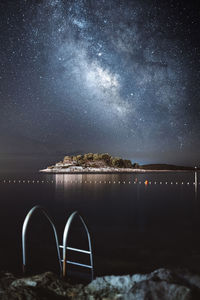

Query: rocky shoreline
[40,166,141,173]
[40,167,192,174]
[1,268,200,299]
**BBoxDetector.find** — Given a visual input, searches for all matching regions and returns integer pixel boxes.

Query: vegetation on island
[58,153,137,169]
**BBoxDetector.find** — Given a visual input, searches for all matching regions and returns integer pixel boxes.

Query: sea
[0,171,199,278]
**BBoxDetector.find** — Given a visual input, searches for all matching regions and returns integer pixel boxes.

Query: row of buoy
[0,180,53,184]
[0,180,199,185]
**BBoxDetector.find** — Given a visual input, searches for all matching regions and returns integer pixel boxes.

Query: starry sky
[0,0,200,170]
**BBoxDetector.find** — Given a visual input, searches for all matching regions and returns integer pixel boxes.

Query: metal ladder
[22,205,94,280]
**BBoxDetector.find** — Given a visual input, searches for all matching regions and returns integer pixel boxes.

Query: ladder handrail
[62,211,94,280]
[22,205,62,274]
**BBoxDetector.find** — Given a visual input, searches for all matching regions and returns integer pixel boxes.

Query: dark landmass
[140,164,196,171]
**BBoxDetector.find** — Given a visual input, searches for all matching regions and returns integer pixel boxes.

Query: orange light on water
[145,180,148,185]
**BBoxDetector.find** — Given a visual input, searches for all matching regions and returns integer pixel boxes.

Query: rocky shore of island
[40,153,194,174]
[40,165,143,173]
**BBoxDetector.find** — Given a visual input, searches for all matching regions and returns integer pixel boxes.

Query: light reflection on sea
[0,171,199,275]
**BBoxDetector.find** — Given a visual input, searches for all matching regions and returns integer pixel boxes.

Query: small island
[40,153,194,173]
[40,153,138,173]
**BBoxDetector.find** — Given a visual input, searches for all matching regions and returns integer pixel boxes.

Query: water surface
[0,171,199,276]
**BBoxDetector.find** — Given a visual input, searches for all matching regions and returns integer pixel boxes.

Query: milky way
[0,0,200,165]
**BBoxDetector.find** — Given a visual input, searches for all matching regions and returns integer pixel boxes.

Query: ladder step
[59,245,91,254]
[61,260,92,269]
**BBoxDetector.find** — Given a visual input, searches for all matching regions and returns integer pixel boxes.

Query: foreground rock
[1,268,200,299]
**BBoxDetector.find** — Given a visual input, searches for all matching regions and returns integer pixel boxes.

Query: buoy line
[0,180,198,185]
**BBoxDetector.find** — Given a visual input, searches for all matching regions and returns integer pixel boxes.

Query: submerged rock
[0,268,200,299]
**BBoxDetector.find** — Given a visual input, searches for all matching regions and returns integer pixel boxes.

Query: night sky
[1,0,200,170]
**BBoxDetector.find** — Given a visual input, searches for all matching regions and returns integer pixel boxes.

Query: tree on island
[62,153,136,169]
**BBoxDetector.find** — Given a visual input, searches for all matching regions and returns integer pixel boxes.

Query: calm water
[0,171,199,276]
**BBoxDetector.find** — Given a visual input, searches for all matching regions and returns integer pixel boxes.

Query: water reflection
[54,173,200,210]
[54,174,131,204]
[55,173,139,188]
[55,174,84,187]
[195,171,198,201]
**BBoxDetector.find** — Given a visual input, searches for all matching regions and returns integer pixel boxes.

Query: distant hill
[140,164,195,170]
